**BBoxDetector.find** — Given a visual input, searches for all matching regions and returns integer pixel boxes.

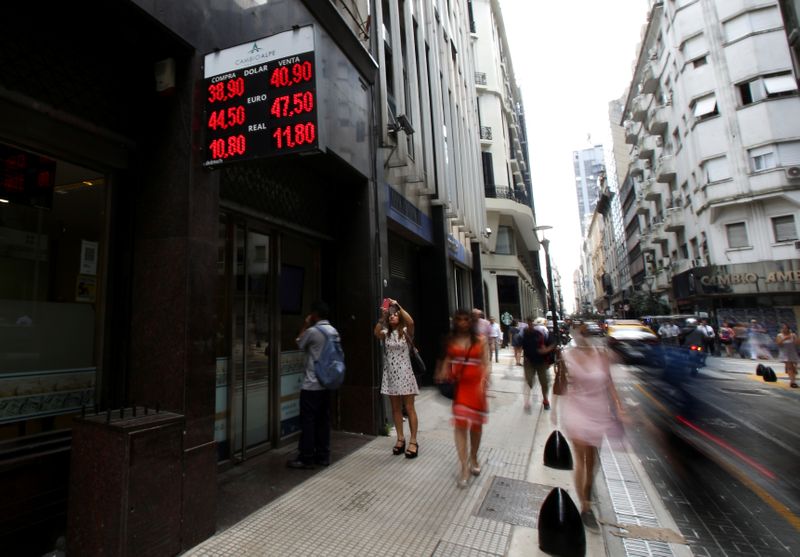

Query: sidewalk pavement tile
[184,348,616,556]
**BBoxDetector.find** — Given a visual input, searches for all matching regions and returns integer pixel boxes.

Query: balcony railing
[475,72,487,86]
[485,185,530,207]
[480,126,493,140]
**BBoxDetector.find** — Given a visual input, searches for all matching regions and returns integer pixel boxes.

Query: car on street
[606,321,662,365]
[583,321,604,336]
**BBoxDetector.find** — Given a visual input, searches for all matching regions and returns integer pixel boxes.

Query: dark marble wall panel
[181,441,218,549]
[129,236,189,412]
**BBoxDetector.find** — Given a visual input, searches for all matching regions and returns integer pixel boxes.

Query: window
[495,225,513,255]
[481,151,495,188]
[690,237,699,259]
[692,93,718,120]
[739,72,798,105]
[772,215,797,242]
[748,145,777,172]
[681,34,708,62]
[748,141,800,170]
[726,222,749,248]
[692,56,708,68]
[0,143,106,430]
[702,156,730,183]
[723,7,782,43]
[672,129,682,152]
[778,141,800,165]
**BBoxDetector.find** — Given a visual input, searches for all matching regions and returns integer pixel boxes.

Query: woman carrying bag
[374,299,420,458]
[435,308,490,488]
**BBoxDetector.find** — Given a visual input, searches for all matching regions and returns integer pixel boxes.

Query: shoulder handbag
[552,355,568,396]
[406,332,426,381]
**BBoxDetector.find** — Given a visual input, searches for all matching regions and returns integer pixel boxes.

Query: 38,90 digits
[272,123,316,150]
[208,77,245,103]
[209,135,246,160]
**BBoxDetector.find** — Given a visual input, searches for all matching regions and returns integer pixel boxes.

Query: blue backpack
[313,325,346,389]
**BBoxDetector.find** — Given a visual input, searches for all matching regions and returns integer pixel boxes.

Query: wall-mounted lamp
[483,227,492,238]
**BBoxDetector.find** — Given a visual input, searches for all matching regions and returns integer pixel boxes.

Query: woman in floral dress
[374,299,420,458]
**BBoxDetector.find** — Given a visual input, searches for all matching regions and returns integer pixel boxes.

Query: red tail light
[690,345,703,351]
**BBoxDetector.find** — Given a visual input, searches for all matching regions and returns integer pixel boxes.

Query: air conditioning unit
[662,258,671,268]
[786,166,800,180]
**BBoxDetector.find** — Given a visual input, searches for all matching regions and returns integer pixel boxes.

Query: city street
[616,357,800,556]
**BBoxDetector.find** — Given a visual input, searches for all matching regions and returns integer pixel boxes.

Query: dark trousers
[298,389,330,463]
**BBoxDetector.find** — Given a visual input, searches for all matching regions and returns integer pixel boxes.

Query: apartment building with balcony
[470,0,546,324]
[619,0,800,329]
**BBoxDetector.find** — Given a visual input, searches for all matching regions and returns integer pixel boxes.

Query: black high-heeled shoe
[392,439,406,455]
[405,441,419,459]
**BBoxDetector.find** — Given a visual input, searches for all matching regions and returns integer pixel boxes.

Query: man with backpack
[287,301,343,469]
[520,316,558,412]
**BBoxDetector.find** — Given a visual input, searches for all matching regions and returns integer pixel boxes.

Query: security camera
[397,114,415,135]
[485,227,492,236]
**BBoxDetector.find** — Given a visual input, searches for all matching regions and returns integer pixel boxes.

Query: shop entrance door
[231,227,272,455]
[215,220,273,461]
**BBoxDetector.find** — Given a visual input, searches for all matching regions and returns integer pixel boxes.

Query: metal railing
[480,126,492,140]
[484,185,530,206]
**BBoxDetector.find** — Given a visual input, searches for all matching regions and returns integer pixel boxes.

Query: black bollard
[756,364,765,376]
[538,487,586,556]
[544,430,573,470]
[763,367,777,382]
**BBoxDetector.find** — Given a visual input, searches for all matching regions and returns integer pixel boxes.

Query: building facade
[0,1,537,554]
[471,0,546,327]
[573,145,606,237]
[618,0,800,329]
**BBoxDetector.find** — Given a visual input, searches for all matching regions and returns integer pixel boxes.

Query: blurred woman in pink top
[562,323,627,530]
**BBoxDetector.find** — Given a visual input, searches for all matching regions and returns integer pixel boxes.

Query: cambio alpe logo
[249,42,262,54]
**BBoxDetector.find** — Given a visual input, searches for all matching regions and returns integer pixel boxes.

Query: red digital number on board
[272,123,316,150]
[207,106,246,131]
[209,135,247,159]
[269,91,314,118]
[207,77,245,103]
[269,61,313,88]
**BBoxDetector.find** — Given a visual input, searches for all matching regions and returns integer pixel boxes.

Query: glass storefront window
[0,143,105,436]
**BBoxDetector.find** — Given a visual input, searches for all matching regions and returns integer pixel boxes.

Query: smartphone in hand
[381,298,392,311]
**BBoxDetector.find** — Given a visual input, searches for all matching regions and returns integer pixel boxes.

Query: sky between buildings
[501,0,650,313]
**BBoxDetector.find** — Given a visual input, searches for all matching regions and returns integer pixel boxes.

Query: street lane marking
[746,373,794,389]
[634,383,800,534]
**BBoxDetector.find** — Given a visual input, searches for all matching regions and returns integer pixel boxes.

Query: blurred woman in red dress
[435,308,490,488]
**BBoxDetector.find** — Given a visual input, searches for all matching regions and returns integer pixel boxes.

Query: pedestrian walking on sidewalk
[287,301,339,469]
[718,321,735,357]
[561,324,627,530]
[733,322,747,357]
[520,317,557,412]
[374,299,420,458]
[776,323,799,388]
[488,317,502,363]
[435,308,490,488]
[509,319,523,365]
[697,318,716,356]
